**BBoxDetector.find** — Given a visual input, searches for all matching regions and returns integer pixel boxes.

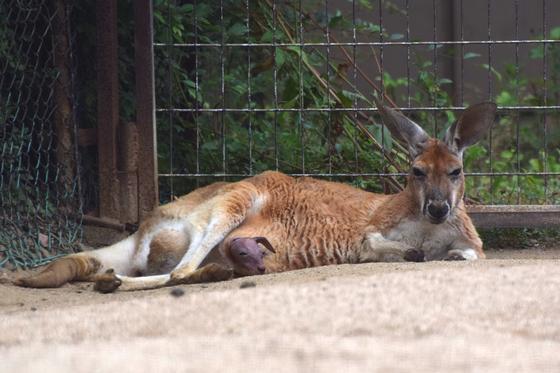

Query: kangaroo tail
[14,255,101,288]
[14,234,138,288]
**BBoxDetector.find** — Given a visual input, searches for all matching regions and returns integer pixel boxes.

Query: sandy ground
[1,248,560,372]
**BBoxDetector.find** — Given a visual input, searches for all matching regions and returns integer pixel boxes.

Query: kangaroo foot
[93,269,122,293]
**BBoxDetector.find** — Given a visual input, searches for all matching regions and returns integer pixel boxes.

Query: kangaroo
[15,100,497,292]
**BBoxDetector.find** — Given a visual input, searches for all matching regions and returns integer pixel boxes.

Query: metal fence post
[96,0,121,221]
[135,0,159,220]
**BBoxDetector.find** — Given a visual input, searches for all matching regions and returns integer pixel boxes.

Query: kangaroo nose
[427,200,450,220]
[257,266,266,274]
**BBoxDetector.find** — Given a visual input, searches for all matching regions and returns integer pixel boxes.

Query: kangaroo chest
[383,218,461,260]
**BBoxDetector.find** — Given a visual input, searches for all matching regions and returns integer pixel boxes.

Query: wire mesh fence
[0,0,82,269]
[153,0,559,206]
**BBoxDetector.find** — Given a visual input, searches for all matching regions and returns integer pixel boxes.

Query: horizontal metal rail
[158,172,560,178]
[155,106,560,112]
[154,39,560,48]
[468,205,560,228]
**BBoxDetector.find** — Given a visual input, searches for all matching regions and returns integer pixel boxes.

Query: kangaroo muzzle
[425,199,450,223]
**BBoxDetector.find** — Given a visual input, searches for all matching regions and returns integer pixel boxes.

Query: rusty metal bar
[134,0,158,220]
[468,205,560,228]
[96,0,120,220]
[82,214,126,232]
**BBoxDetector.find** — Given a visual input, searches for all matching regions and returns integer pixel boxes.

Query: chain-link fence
[0,0,82,269]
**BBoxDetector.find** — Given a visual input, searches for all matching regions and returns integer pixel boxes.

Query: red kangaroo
[15,100,497,292]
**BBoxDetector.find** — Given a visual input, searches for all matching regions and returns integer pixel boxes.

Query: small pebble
[170,287,185,297]
[239,281,256,289]
[30,307,37,311]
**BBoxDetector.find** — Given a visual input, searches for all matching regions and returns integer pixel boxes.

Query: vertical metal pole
[194,0,200,186]
[406,0,411,108]
[247,0,253,175]
[325,0,332,176]
[135,0,158,220]
[452,0,464,106]
[167,0,174,199]
[272,0,279,171]
[298,0,305,173]
[378,0,386,192]
[487,0,494,203]
[542,0,549,202]
[220,0,226,178]
[433,0,438,135]
[514,0,521,204]
[96,0,121,220]
[352,0,358,174]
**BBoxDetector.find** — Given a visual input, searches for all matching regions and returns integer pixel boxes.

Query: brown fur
[15,255,101,288]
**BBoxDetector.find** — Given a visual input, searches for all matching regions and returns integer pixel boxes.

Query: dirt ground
[1,248,560,372]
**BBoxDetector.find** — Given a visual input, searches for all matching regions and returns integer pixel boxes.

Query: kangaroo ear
[374,97,430,158]
[445,102,497,156]
[255,237,276,253]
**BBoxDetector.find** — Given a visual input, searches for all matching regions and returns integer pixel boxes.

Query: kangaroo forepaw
[444,253,467,261]
[404,248,425,262]
[93,269,122,293]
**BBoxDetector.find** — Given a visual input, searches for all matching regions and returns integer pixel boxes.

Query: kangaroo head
[376,100,497,224]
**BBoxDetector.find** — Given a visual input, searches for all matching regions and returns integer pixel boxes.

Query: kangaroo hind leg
[170,183,264,281]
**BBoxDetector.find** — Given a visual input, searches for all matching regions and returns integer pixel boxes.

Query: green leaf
[530,46,544,59]
[275,48,286,68]
[550,27,560,40]
[228,23,247,38]
[496,91,514,106]
[286,46,311,65]
[358,0,373,10]
[328,10,344,28]
[500,150,513,160]
[463,52,481,59]
[482,64,502,81]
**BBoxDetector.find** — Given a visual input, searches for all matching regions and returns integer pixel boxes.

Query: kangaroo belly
[145,229,189,275]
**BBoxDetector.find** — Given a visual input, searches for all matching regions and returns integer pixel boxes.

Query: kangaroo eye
[449,168,462,177]
[412,167,426,177]
[238,252,248,256]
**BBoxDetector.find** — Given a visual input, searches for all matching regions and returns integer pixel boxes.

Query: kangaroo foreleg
[359,232,424,263]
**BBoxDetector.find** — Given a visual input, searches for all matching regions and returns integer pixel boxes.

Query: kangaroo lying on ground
[15,100,497,292]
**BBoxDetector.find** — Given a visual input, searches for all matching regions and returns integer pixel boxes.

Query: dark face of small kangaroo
[229,237,276,276]
[376,99,497,224]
